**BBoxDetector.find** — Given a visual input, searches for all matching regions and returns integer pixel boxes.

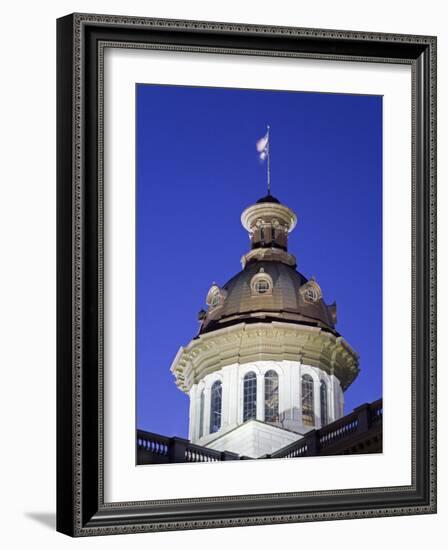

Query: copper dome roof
[199,260,337,335]
[198,196,338,335]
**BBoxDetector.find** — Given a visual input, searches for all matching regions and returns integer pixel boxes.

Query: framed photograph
[57,13,437,536]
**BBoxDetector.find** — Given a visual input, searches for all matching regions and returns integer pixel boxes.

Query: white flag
[256,132,269,161]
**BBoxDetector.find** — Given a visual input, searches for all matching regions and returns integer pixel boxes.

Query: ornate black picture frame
[57,13,437,537]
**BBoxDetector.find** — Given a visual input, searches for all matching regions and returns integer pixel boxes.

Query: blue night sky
[136,84,382,438]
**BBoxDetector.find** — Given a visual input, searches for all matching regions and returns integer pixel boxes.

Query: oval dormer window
[300,280,322,304]
[206,284,227,309]
[305,286,318,302]
[250,269,273,296]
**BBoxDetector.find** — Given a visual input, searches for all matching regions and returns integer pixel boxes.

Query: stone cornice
[241,202,297,233]
[170,321,359,393]
[241,247,297,268]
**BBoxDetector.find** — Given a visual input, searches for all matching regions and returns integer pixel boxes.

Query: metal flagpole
[267,124,271,195]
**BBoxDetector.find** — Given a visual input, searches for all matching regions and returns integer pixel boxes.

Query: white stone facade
[170,320,355,458]
[188,359,344,455]
[205,420,302,458]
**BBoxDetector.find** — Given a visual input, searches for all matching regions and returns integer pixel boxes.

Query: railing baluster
[137,400,382,464]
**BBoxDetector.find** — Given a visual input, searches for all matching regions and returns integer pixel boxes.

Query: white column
[227,365,239,428]
[256,371,264,421]
[297,361,303,429]
[314,374,321,429]
[290,361,300,422]
[282,361,300,432]
[329,375,336,423]
[220,367,230,429]
[279,361,291,421]
[332,377,340,419]
[339,383,345,418]
[203,386,211,436]
[188,384,197,441]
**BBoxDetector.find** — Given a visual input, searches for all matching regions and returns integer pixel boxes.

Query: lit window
[198,390,205,438]
[243,372,257,421]
[254,278,270,294]
[264,370,279,422]
[302,374,314,426]
[210,381,222,434]
[320,380,328,426]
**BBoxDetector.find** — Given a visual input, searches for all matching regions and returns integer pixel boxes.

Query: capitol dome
[200,261,337,335]
[199,195,337,335]
[171,192,359,456]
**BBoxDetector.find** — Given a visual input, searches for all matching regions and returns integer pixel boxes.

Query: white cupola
[171,195,359,458]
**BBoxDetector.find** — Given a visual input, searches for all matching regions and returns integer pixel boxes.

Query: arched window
[264,370,279,422]
[243,372,257,422]
[320,380,328,426]
[198,389,205,438]
[302,374,314,426]
[209,381,222,434]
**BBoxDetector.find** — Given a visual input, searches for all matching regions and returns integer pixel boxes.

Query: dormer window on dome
[255,279,270,294]
[250,268,273,296]
[206,284,227,309]
[300,280,322,303]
